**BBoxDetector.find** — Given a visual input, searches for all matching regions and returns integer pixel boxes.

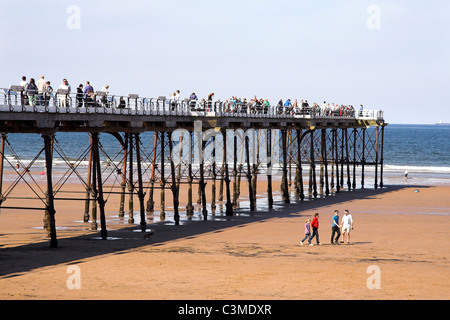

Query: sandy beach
[0,176,449,300]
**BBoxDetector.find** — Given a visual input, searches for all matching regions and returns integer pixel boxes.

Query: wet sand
[0,177,449,300]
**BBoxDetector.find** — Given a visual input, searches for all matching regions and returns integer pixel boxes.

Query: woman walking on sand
[308,213,320,246]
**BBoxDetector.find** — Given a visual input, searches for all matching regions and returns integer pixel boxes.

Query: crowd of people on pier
[14,75,361,117]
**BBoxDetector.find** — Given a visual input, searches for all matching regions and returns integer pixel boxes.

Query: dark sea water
[2,124,450,186]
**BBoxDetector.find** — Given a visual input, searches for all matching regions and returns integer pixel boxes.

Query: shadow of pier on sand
[0,184,428,278]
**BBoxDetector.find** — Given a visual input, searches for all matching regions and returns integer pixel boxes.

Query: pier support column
[245,134,255,211]
[296,129,305,201]
[160,131,166,220]
[352,128,357,190]
[251,130,260,209]
[361,128,366,189]
[211,134,217,213]
[128,133,134,224]
[322,129,330,196]
[186,131,194,216]
[135,133,147,231]
[0,134,6,210]
[310,130,317,198]
[232,135,238,208]
[345,128,352,191]
[84,134,93,222]
[334,129,340,193]
[147,132,157,213]
[168,131,180,225]
[43,133,58,248]
[281,129,290,204]
[92,132,108,240]
[374,126,379,190]
[222,129,233,216]
[266,129,273,209]
[380,125,385,189]
[199,137,208,220]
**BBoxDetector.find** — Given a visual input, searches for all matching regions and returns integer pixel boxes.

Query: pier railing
[0,87,384,121]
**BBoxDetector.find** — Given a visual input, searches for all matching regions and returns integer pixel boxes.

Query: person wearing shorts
[340,210,353,244]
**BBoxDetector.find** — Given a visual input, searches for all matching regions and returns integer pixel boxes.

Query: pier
[0,86,386,248]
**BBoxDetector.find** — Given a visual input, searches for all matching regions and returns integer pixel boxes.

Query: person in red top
[308,213,321,246]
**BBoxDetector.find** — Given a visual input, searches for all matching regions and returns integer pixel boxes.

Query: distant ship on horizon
[436,120,450,125]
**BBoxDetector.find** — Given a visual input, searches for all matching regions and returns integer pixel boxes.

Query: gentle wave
[383,164,450,174]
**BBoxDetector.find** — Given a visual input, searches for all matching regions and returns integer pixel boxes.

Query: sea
[2,124,450,187]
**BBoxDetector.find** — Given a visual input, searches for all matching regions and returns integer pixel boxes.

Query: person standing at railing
[26,78,38,106]
[207,92,214,112]
[189,92,198,110]
[44,81,53,107]
[76,84,84,107]
[20,76,28,105]
[25,78,37,105]
[101,85,110,107]
[36,75,47,106]
[283,99,292,115]
[83,81,94,97]
[58,79,71,107]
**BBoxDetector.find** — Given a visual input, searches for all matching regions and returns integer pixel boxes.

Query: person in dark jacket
[26,78,38,106]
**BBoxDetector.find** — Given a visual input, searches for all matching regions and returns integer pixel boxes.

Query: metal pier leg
[340,129,344,189]
[267,129,273,209]
[92,132,108,240]
[160,131,166,220]
[288,129,292,188]
[245,134,255,211]
[252,130,260,209]
[119,133,128,217]
[168,131,180,225]
[345,128,351,191]
[281,129,290,204]
[311,130,317,198]
[200,138,207,220]
[232,135,238,208]
[374,126,379,190]
[84,134,92,222]
[135,133,147,231]
[380,125,385,189]
[334,129,340,193]
[323,129,330,196]
[0,134,6,211]
[147,132,157,213]
[352,128,357,190]
[90,134,98,230]
[43,134,58,248]
[186,131,194,216]
[218,151,225,202]
[128,133,134,224]
[361,128,366,189]
[222,129,233,216]
[298,130,305,201]
[319,131,324,195]
[211,134,217,213]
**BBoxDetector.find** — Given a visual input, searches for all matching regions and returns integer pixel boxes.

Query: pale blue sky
[1,0,449,124]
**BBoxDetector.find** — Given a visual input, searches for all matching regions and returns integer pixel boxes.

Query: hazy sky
[1,0,449,124]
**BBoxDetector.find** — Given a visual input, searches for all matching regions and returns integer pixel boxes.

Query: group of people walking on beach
[300,210,354,246]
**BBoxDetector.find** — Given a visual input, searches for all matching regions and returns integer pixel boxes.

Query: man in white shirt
[36,75,47,106]
[340,210,354,244]
[58,79,71,107]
